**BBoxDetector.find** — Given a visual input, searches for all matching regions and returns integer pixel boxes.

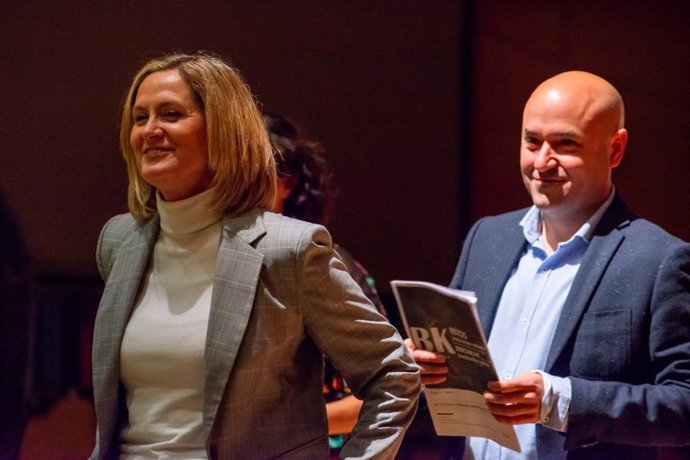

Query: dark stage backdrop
[0,1,688,301]
[0,1,462,296]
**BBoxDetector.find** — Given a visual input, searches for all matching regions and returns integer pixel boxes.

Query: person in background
[0,188,31,459]
[263,111,387,455]
[90,52,420,459]
[408,71,690,459]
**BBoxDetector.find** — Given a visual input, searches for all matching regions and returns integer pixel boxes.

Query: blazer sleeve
[295,224,421,459]
[565,241,690,449]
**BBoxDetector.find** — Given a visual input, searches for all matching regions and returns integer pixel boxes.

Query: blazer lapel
[93,216,158,454]
[478,222,526,336]
[545,195,632,371]
[202,209,266,439]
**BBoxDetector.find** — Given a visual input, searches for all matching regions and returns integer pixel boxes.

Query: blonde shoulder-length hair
[120,52,276,221]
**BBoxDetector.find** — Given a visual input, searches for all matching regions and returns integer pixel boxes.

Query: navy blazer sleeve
[565,235,690,449]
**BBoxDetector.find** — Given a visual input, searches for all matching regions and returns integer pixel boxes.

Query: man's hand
[404,338,448,385]
[483,371,545,425]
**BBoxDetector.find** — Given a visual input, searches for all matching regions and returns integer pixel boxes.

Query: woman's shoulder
[259,210,328,237]
[102,212,137,230]
[98,213,158,257]
[253,210,332,251]
[100,212,150,240]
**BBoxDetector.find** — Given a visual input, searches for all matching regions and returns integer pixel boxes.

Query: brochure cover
[391,280,520,452]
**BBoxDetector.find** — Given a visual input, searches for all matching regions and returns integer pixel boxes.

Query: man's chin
[531,196,562,210]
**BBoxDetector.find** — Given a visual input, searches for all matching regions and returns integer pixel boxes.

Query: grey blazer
[90,209,420,459]
[451,193,690,459]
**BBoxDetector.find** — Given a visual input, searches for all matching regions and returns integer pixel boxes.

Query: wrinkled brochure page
[391,280,520,452]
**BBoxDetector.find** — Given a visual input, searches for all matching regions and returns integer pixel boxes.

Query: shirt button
[504,373,511,379]
[521,318,529,326]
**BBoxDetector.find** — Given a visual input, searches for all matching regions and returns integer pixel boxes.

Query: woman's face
[130,69,211,201]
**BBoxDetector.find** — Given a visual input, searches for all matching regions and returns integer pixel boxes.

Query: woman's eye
[132,113,148,125]
[162,111,182,121]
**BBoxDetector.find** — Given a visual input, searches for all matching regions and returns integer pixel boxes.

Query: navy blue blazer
[450,193,690,459]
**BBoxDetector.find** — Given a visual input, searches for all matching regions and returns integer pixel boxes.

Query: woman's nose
[141,117,163,138]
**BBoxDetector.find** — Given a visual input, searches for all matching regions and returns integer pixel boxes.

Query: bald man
[407,71,690,459]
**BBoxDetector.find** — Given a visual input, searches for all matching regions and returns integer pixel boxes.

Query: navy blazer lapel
[545,195,632,371]
[479,229,526,336]
[202,209,266,439]
[467,212,528,336]
[93,215,158,454]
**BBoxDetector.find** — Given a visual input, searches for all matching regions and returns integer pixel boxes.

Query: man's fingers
[484,390,540,404]
[406,339,447,362]
[421,374,448,385]
[491,412,539,425]
[412,349,447,364]
[404,337,449,383]
[485,400,540,424]
[483,385,541,425]
[487,381,538,394]
[419,362,448,375]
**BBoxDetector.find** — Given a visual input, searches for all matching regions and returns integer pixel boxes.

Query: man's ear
[610,128,628,168]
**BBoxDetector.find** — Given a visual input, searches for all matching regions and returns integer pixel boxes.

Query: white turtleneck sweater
[119,187,223,459]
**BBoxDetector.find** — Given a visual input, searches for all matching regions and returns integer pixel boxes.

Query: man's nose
[533,143,556,170]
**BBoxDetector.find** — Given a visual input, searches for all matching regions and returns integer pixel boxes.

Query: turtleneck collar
[156,187,224,235]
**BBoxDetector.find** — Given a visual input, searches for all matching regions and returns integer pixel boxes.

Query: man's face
[520,88,623,223]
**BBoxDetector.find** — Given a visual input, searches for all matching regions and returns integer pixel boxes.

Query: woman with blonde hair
[90,52,419,459]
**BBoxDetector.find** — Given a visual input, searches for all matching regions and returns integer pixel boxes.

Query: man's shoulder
[599,193,688,247]
[458,208,529,261]
[470,207,530,234]
[621,216,688,249]
[481,208,530,223]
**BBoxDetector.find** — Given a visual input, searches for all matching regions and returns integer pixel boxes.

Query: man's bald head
[525,71,625,134]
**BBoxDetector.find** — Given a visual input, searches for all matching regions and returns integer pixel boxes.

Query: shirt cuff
[533,370,571,432]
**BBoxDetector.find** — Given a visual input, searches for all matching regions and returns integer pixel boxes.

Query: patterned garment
[327,245,387,452]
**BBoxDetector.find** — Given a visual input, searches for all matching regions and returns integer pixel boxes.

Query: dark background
[0,1,688,455]
[1,1,688,292]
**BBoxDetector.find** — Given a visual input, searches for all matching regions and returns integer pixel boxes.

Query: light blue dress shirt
[465,191,614,460]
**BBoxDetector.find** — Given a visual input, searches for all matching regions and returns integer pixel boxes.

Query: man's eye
[558,139,580,151]
[524,138,540,149]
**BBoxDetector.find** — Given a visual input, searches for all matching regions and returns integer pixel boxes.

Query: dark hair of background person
[264,111,334,225]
